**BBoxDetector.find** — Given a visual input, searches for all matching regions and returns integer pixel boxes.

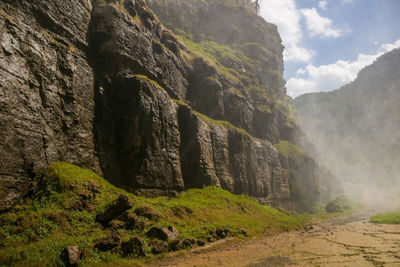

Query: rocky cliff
[295,48,400,188]
[0,0,332,211]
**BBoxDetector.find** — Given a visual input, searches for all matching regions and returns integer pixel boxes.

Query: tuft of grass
[0,162,309,266]
[134,74,164,90]
[69,44,77,53]
[370,211,400,224]
[274,140,306,157]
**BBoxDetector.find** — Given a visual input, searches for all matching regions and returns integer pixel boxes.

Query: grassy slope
[0,162,309,266]
[370,211,400,224]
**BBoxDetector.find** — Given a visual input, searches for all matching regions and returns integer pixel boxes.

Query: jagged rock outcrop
[0,0,333,211]
[0,0,100,210]
[294,48,400,188]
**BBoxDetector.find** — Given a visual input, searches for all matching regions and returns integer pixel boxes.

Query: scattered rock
[151,240,168,254]
[94,232,120,252]
[169,238,195,251]
[135,219,149,231]
[197,240,206,246]
[147,226,179,242]
[121,237,146,257]
[207,237,216,243]
[61,246,80,267]
[117,212,138,230]
[134,206,161,221]
[216,226,230,238]
[181,238,196,249]
[304,225,314,231]
[109,220,126,230]
[96,194,133,223]
[168,226,179,238]
[237,228,247,236]
[325,201,342,213]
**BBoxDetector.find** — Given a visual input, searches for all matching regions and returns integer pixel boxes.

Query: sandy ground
[149,210,400,267]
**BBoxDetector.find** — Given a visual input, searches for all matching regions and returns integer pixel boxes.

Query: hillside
[0,0,337,212]
[295,48,400,188]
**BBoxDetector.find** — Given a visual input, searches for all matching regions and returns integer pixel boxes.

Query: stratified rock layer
[0,0,333,211]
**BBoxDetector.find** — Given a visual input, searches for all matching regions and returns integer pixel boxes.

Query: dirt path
[150,210,400,266]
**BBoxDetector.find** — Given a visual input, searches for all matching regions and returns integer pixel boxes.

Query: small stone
[237,228,247,236]
[197,240,206,246]
[61,246,80,267]
[109,220,126,230]
[216,226,230,238]
[181,238,195,249]
[151,240,168,254]
[96,194,133,223]
[94,232,120,252]
[147,226,178,241]
[120,212,138,230]
[168,226,179,238]
[121,237,146,257]
[134,206,161,221]
[325,201,342,213]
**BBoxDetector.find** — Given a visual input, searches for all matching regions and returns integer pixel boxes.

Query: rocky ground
[151,210,400,266]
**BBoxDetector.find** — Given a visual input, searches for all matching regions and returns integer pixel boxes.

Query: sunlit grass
[370,211,400,224]
[0,162,309,266]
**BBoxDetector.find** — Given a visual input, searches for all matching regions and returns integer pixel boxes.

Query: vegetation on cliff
[0,163,308,266]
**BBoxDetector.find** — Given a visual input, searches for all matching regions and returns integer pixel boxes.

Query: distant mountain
[294,48,400,187]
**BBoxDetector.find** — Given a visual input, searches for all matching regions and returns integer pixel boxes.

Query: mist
[294,48,400,212]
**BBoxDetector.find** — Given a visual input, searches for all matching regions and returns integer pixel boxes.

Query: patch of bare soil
[149,210,400,266]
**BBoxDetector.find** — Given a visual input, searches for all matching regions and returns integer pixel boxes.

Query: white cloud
[287,39,400,98]
[301,8,342,38]
[259,0,314,63]
[341,0,354,4]
[318,1,328,10]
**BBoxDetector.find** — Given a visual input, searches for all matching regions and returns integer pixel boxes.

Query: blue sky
[259,0,400,97]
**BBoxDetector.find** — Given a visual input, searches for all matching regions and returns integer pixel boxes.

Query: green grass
[370,211,400,224]
[134,74,164,90]
[274,140,306,157]
[0,162,309,266]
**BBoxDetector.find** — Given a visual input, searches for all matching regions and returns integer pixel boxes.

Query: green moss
[134,74,164,90]
[172,99,190,106]
[193,110,252,138]
[274,140,306,157]
[370,211,400,224]
[0,163,309,266]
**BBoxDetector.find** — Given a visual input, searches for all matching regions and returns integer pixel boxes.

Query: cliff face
[294,48,400,188]
[0,0,332,211]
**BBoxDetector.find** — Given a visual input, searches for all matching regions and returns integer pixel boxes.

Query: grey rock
[96,194,132,223]
[121,237,146,257]
[61,246,80,267]
[147,227,179,242]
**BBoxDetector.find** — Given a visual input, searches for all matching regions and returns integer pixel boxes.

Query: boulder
[216,226,230,238]
[325,201,343,213]
[170,238,196,251]
[150,240,168,254]
[94,232,120,252]
[109,220,126,230]
[96,194,132,223]
[117,212,138,230]
[61,246,80,267]
[121,237,146,257]
[134,206,161,221]
[236,228,247,236]
[146,226,179,242]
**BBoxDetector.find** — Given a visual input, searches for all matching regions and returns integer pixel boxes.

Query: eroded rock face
[0,0,331,211]
[0,0,100,210]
